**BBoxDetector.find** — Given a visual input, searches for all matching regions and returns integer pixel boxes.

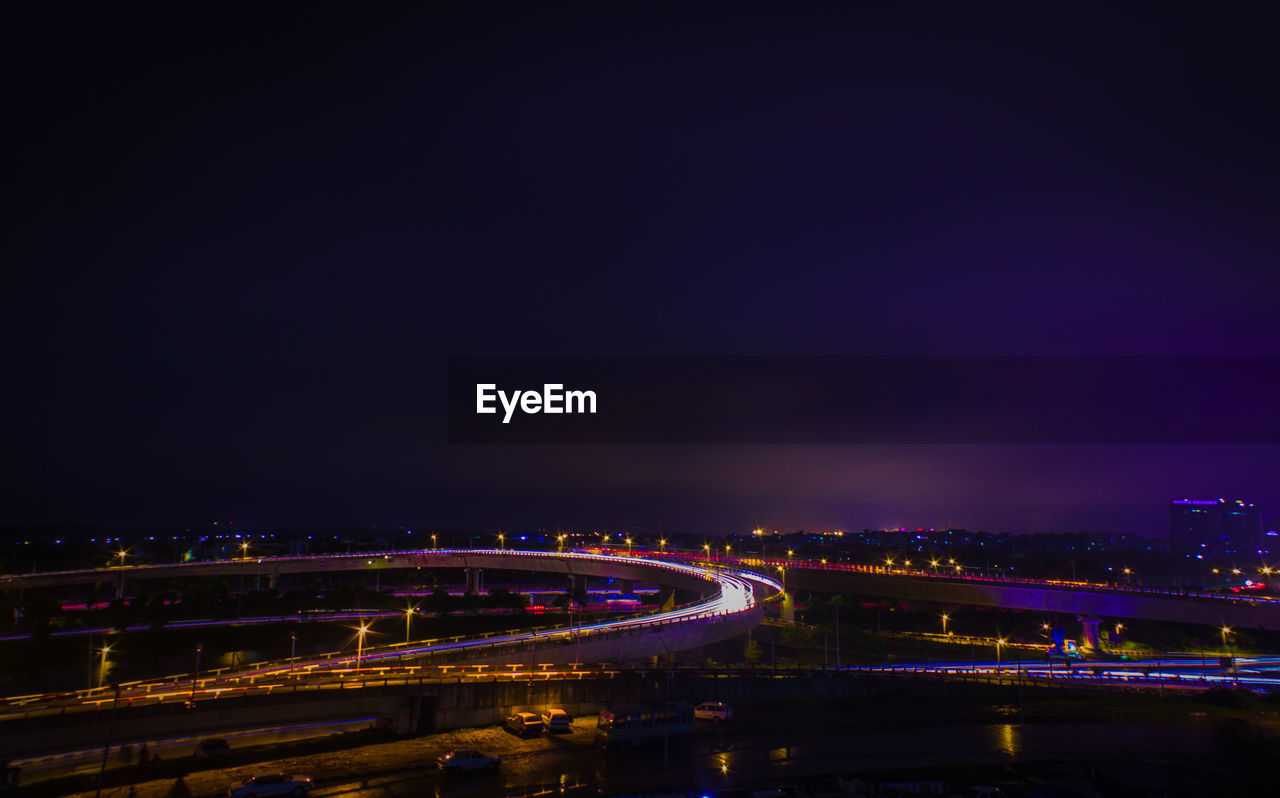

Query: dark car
[194,738,231,760]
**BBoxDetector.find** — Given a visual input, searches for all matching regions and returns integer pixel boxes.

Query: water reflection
[993,722,1022,757]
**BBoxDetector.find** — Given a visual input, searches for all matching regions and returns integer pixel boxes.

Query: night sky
[4,4,1278,536]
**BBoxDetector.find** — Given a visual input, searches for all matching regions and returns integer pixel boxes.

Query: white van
[541,708,571,733]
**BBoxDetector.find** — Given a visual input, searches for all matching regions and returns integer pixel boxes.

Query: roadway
[0,554,780,721]
[620,548,1280,631]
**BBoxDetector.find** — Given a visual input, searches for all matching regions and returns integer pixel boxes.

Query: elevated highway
[624,550,1280,633]
[0,552,781,751]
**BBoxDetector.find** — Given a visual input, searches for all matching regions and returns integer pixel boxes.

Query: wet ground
[57,699,1249,798]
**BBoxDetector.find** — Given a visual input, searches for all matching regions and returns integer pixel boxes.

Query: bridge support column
[569,574,586,598]
[1077,615,1102,651]
[618,579,635,595]
[465,568,484,596]
[267,573,278,590]
[115,575,126,600]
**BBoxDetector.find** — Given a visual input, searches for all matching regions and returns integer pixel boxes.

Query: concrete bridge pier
[267,573,278,590]
[568,574,586,598]
[465,568,484,596]
[1077,615,1102,650]
[618,579,635,594]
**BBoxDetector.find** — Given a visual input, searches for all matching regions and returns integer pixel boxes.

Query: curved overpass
[0,549,716,592]
[0,552,780,719]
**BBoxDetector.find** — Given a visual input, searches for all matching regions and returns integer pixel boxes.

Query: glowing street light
[725,544,731,559]
[114,549,128,566]
[240,541,250,559]
[703,543,711,559]
[497,533,505,550]
[626,537,633,555]
[787,549,794,559]
[431,533,438,549]
[659,538,666,551]
[99,644,112,687]
[357,623,370,667]
[557,534,566,552]
[405,607,416,644]
[930,559,939,574]
[1221,626,1232,648]
[995,638,1005,673]
[941,613,949,635]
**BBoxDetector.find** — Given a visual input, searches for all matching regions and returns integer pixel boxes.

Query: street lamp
[941,614,949,635]
[787,549,794,559]
[114,549,127,566]
[659,538,666,551]
[240,541,250,559]
[626,537,633,555]
[497,533,505,550]
[357,623,370,668]
[703,543,711,559]
[431,533,438,549]
[995,638,1005,674]
[405,607,416,644]
[558,534,566,552]
[930,559,939,574]
[725,544,731,559]
[99,645,111,687]
[1221,626,1232,649]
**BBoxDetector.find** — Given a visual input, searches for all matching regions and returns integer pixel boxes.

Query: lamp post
[941,613,949,635]
[626,537,633,555]
[431,533,438,549]
[405,607,415,644]
[659,538,666,552]
[189,643,203,703]
[558,535,566,552]
[725,544,731,561]
[98,645,111,688]
[703,543,711,560]
[497,533,505,550]
[290,632,296,660]
[357,623,369,668]
[996,638,1005,675]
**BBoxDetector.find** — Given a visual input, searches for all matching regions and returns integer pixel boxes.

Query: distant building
[1169,499,1261,558]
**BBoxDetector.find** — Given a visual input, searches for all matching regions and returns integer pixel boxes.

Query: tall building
[1169,498,1261,558]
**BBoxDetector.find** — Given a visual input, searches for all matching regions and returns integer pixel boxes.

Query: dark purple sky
[4,4,1278,535]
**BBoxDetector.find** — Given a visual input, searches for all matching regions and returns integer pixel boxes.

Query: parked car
[436,750,500,772]
[541,708,571,733]
[504,712,542,737]
[194,738,231,760]
[694,701,733,722]
[226,774,312,797]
